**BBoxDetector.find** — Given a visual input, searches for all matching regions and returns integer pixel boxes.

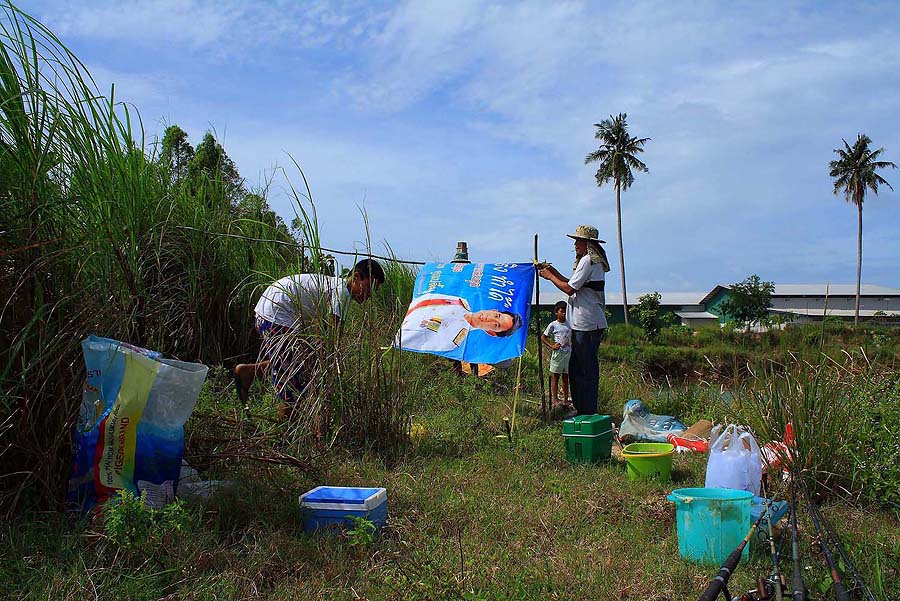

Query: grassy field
[1,5,898,599]
[3,362,899,600]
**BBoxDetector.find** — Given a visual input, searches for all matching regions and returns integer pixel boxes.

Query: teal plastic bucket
[666,487,753,565]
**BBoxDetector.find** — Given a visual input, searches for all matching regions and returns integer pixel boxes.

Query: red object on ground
[762,422,794,473]
[667,433,709,453]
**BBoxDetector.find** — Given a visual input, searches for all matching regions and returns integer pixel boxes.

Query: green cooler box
[562,414,614,463]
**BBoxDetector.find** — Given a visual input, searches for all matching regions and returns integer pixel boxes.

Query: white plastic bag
[704,424,762,495]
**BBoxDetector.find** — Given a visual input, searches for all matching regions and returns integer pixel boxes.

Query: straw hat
[566,224,605,243]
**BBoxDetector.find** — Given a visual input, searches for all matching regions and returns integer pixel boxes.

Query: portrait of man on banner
[394,262,534,365]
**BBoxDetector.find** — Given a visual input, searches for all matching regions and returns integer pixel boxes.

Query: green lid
[561,414,612,435]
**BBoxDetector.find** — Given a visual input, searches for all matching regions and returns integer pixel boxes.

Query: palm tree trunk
[855,198,862,325]
[616,179,629,325]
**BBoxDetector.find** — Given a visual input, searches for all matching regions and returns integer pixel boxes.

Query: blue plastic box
[750,496,788,549]
[299,486,387,534]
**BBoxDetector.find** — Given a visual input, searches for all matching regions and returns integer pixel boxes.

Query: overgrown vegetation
[599,319,898,380]
[0,3,409,515]
[3,363,898,600]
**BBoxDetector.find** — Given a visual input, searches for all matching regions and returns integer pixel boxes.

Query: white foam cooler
[299,486,387,533]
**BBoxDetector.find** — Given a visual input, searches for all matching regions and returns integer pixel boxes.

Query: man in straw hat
[538,224,610,416]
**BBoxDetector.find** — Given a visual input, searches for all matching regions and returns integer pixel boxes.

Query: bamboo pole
[534,234,547,422]
[508,354,524,440]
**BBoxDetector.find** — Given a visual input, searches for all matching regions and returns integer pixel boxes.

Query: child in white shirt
[541,301,571,409]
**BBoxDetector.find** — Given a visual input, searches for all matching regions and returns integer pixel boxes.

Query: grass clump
[727,359,900,506]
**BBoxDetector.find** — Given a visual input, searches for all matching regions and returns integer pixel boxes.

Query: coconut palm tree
[585,113,649,325]
[828,134,896,324]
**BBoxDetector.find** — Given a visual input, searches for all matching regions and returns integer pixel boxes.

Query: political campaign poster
[394,262,534,364]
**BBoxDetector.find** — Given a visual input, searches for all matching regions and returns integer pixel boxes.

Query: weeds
[346,516,377,546]
[102,490,192,553]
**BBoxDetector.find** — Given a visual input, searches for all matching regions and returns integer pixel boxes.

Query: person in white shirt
[234,259,385,407]
[395,293,523,356]
[541,300,572,411]
[538,225,609,415]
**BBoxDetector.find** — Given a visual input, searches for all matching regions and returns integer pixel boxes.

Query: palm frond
[585,112,649,192]
[829,133,895,205]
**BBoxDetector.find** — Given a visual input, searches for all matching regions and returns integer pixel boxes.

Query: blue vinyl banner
[395,262,534,364]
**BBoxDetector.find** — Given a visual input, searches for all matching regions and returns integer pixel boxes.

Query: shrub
[346,516,377,546]
[635,292,663,338]
[701,345,753,379]
[640,345,702,376]
[656,325,694,347]
[719,275,774,330]
[604,324,648,345]
[651,385,717,425]
[103,490,192,553]
[695,324,739,347]
[599,344,704,378]
[726,361,897,502]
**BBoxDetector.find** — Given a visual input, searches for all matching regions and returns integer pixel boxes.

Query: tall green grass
[0,3,414,515]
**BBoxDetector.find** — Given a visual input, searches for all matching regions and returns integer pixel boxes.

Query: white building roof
[771,308,899,318]
[770,284,900,297]
[536,289,707,306]
[638,292,708,305]
[675,311,719,320]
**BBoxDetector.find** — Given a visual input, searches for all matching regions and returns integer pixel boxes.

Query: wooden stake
[508,355,524,439]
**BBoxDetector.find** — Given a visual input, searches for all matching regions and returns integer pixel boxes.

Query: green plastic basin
[621,442,675,481]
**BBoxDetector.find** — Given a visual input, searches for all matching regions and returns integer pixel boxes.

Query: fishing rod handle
[698,515,762,601]
[833,580,851,601]
[697,575,724,601]
[791,576,807,601]
[698,547,744,601]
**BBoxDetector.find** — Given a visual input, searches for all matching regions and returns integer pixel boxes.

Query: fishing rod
[789,484,808,601]
[762,493,784,601]
[801,482,851,601]
[698,512,766,601]
[731,495,786,601]
[812,497,876,601]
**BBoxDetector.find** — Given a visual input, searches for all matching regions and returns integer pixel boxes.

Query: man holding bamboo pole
[538,225,609,416]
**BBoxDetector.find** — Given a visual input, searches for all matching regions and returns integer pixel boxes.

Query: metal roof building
[534,283,900,326]
[535,289,719,326]
[703,283,900,322]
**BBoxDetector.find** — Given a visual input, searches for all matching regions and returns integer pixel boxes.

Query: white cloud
[35,0,384,57]
[45,0,240,48]
[83,63,177,109]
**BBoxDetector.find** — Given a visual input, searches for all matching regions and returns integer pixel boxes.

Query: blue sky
[31,0,900,294]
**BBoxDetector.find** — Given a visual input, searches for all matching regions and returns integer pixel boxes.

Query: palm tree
[585,113,649,325]
[828,134,896,324]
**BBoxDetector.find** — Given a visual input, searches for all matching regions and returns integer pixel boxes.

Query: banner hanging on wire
[394,262,534,364]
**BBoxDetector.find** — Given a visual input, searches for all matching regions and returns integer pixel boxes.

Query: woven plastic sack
[67,336,208,512]
[618,399,687,443]
[704,424,762,496]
